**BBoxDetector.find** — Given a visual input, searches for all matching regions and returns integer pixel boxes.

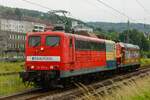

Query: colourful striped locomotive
[20,31,140,87]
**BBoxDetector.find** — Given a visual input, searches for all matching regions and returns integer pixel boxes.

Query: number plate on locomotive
[27,56,60,62]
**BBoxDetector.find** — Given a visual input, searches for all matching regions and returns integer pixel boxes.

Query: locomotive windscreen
[46,36,60,47]
[28,36,41,47]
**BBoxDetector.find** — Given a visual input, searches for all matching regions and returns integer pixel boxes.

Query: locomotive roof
[27,31,66,36]
[67,33,106,42]
[27,31,115,43]
[105,40,115,44]
[119,42,140,50]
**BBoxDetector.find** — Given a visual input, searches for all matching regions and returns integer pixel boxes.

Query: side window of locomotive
[75,40,90,50]
[75,39,105,51]
[28,36,41,47]
[75,40,81,50]
[46,36,60,47]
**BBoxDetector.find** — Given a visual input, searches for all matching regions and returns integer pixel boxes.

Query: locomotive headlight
[50,66,54,69]
[40,47,44,51]
[31,66,35,69]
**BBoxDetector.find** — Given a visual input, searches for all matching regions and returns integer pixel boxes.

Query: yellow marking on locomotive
[106,52,116,60]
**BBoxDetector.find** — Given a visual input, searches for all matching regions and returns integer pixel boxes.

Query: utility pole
[126,20,130,43]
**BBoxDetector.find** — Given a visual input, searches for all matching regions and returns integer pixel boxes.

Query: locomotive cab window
[46,36,60,47]
[28,36,41,47]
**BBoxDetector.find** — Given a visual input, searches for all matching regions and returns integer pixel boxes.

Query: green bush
[141,51,150,58]
[140,58,150,67]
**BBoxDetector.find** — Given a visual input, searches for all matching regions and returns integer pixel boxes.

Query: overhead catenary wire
[21,0,77,19]
[96,0,137,22]
[21,0,82,24]
[21,0,117,21]
[21,0,146,24]
[82,0,121,21]
[22,0,52,11]
[95,0,132,43]
[22,0,76,29]
[135,0,150,15]
[135,0,150,28]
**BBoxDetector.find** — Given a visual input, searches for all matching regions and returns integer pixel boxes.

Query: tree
[15,8,22,20]
[119,29,150,51]
[95,27,102,32]
[109,32,119,41]
[108,28,116,33]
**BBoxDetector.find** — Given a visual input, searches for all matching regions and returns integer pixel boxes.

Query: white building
[71,21,93,33]
[0,18,47,33]
[72,21,78,28]
[73,26,93,33]
[0,15,51,57]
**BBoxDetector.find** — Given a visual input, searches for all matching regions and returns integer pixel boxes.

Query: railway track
[40,67,150,100]
[0,88,41,100]
[0,66,150,100]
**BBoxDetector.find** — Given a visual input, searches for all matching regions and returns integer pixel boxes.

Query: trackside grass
[0,62,32,96]
[0,62,24,73]
[0,74,32,96]
[141,58,150,67]
[79,74,150,100]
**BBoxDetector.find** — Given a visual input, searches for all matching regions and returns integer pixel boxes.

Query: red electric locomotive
[20,31,140,87]
[21,31,108,87]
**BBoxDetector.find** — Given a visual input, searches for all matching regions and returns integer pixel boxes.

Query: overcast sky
[0,0,150,24]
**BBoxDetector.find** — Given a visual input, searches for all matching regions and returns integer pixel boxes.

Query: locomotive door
[121,48,125,64]
[116,44,121,66]
[69,36,75,70]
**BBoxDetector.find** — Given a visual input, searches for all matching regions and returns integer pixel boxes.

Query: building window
[23,36,25,40]
[18,44,20,48]
[18,35,20,40]
[14,44,15,48]
[11,35,13,39]
[13,35,15,39]
[9,35,12,39]
[15,35,17,40]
